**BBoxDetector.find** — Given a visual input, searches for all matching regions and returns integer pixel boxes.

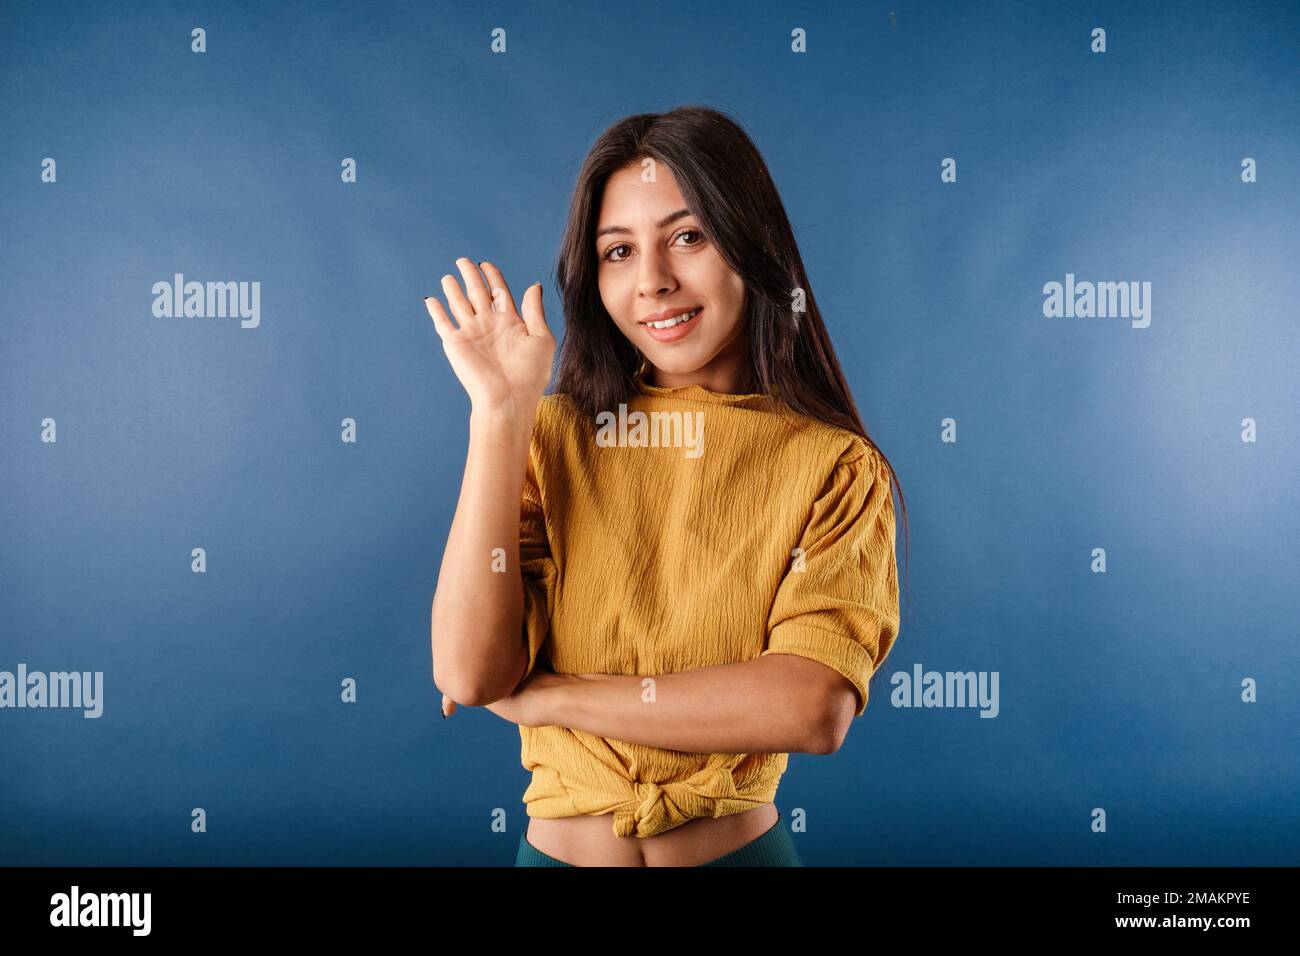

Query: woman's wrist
[466,408,536,463]
[470,395,539,426]
[528,671,580,727]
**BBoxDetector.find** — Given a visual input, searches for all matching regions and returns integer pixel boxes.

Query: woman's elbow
[432,659,493,708]
[431,642,527,707]
[813,682,860,754]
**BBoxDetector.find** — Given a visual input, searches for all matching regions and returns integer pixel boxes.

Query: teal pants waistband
[515,811,803,867]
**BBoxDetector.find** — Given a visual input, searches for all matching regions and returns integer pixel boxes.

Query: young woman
[426,106,910,867]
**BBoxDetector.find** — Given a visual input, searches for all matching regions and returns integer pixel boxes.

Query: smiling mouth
[642,307,702,330]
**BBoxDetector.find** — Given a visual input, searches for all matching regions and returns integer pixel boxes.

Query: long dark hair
[550,104,913,646]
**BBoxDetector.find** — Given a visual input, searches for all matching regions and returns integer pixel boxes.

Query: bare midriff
[525,801,779,866]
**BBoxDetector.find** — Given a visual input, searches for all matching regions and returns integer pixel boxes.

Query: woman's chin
[647,352,707,375]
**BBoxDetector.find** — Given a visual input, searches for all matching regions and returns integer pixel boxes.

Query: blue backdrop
[2,0,1297,866]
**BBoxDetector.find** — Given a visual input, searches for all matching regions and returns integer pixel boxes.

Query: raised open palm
[425,258,555,413]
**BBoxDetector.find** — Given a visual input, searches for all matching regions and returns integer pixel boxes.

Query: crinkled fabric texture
[517,370,901,838]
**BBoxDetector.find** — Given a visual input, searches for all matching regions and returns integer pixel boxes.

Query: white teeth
[648,308,700,329]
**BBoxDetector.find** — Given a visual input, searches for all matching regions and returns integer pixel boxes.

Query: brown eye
[602,243,631,262]
[675,229,705,246]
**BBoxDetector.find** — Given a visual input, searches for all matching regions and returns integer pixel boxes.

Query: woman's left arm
[486,655,858,755]
[471,444,899,753]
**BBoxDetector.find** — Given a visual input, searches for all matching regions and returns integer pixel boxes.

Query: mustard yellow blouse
[516,369,901,839]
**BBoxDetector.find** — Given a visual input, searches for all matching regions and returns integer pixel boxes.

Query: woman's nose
[635,246,675,298]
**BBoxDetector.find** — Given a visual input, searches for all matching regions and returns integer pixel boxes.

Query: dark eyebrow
[594,208,693,240]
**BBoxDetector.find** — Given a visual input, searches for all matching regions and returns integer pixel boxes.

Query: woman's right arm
[430,401,537,706]
[425,257,555,708]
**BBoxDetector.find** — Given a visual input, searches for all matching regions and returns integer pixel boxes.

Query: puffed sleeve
[761,443,901,717]
[519,439,558,680]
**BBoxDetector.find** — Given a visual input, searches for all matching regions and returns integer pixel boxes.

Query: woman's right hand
[424,258,555,414]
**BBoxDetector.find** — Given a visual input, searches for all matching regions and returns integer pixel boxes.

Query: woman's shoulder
[534,391,883,477]
[527,392,595,458]
[773,408,880,473]
[537,391,580,415]
[534,391,586,435]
